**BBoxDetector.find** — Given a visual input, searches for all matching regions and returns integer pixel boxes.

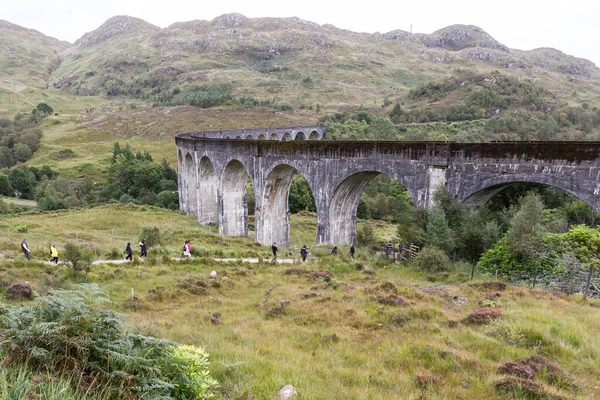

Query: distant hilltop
[1,13,599,118]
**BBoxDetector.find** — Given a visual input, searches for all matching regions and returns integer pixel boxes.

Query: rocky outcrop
[74,15,160,48]
[424,25,509,52]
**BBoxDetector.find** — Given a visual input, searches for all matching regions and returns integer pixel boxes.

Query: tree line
[0,104,52,168]
[0,142,179,213]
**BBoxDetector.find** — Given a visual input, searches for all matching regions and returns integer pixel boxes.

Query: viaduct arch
[177,128,600,246]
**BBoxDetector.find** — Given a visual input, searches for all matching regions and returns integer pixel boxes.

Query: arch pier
[177,130,600,245]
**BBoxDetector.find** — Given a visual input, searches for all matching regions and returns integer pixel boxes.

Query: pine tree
[424,205,454,253]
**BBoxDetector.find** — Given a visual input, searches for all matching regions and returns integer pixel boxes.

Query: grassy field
[26,115,179,180]
[1,205,599,399]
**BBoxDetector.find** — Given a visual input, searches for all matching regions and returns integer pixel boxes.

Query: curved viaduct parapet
[176,133,600,245]
[190,126,327,141]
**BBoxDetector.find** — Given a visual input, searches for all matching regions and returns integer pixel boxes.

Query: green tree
[433,186,468,230]
[505,192,546,260]
[356,222,376,246]
[288,174,315,213]
[157,190,179,209]
[0,147,14,168]
[63,243,95,282]
[36,183,63,211]
[8,166,37,199]
[424,205,455,253]
[357,198,370,219]
[0,173,12,196]
[412,246,451,272]
[139,226,161,248]
[12,143,33,162]
[162,159,177,181]
[35,103,53,114]
[457,211,501,273]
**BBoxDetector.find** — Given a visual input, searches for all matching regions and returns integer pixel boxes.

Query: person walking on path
[21,239,30,260]
[50,244,58,264]
[183,240,191,258]
[331,246,338,255]
[139,240,147,257]
[272,242,278,261]
[349,245,355,259]
[124,242,133,261]
[300,245,308,262]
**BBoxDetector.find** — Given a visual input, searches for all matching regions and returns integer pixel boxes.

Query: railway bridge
[176,126,600,245]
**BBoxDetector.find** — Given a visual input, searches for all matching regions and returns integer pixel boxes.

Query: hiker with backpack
[183,240,191,258]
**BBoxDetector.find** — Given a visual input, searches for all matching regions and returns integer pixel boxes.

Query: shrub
[168,345,219,399]
[356,223,376,246]
[411,246,451,272]
[14,224,28,233]
[139,226,161,247]
[63,242,95,282]
[0,284,218,399]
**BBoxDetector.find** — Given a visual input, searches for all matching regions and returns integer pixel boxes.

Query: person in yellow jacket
[50,244,58,264]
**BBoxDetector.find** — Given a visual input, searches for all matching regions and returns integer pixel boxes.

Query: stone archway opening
[258,165,316,247]
[329,172,414,245]
[294,131,306,140]
[465,182,599,227]
[221,160,255,237]
[257,134,266,140]
[269,133,279,140]
[308,130,319,140]
[184,153,197,216]
[281,132,292,141]
[198,156,218,224]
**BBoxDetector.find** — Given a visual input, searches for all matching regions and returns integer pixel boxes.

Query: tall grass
[0,362,106,400]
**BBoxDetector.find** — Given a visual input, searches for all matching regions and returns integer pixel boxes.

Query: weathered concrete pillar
[256,165,295,246]
[197,157,218,224]
[183,153,198,216]
[426,166,447,207]
[219,160,249,237]
[314,197,330,244]
[177,150,184,212]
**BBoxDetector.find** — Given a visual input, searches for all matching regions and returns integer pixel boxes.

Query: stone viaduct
[176,126,600,246]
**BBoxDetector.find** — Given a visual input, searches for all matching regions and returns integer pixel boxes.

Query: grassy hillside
[26,115,177,180]
[2,15,600,147]
[0,205,599,399]
[49,15,600,115]
[0,20,106,117]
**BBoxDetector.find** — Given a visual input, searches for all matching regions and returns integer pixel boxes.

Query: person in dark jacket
[349,245,355,259]
[125,242,133,261]
[272,242,278,261]
[331,246,338,255]
[139,240,147,257]
[300,245,308,262]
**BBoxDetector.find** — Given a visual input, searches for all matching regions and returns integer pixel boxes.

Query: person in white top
[183,240,192,258]
[21,239,30,260]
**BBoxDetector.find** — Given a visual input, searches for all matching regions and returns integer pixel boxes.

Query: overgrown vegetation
[0,104,51,168]
[1,142,179,212]
[320,72,600,142]
[0,284,218,399]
